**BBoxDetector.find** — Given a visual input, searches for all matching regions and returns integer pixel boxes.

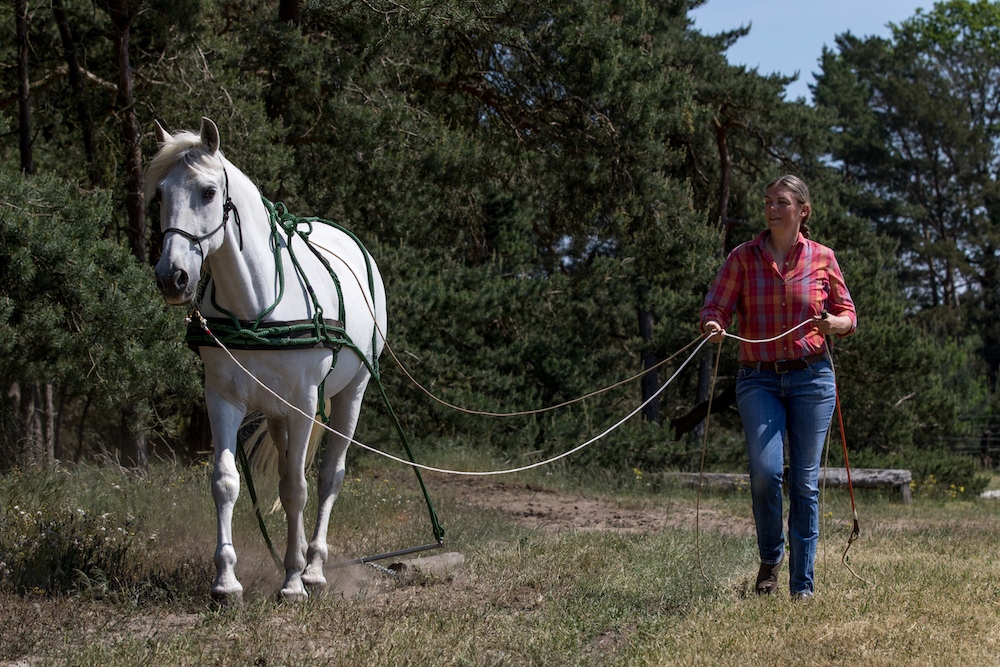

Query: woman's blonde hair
[766,174,812,238]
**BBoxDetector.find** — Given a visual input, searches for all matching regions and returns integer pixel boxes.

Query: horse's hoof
[278,586,309,603]
[211,588,244,608]
[302,576,328,598]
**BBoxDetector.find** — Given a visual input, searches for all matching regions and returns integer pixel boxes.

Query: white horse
[147,117,386,604]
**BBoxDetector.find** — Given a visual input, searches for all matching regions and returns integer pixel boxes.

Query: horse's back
[316,223,387,359]
[269,221,386,361]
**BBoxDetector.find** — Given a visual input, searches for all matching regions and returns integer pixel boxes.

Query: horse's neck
[204,164,280,321]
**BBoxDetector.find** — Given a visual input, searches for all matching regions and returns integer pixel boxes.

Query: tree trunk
[53,385,68,461]
[121,402,148,472]
[105,0,149,472]
[106,0,146,263]
[279,0,301,25]
[187,403,213,460]
[18,382,47,466]
[637,306,660,424]
[691,356,712,442]
[662,468,912,503]
[16,0,34,174]
[692,117,736,438]
[979,254,1000,394]
[2,382,20,469]
[40,382,55,461]
[670,383,736,436]
[53,0,102,187]
[713,117,731,243]
[74,392,93,464]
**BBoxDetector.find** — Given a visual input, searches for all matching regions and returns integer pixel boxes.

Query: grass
[1,455,999,666]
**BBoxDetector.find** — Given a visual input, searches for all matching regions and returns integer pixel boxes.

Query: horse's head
[149,117,230,305]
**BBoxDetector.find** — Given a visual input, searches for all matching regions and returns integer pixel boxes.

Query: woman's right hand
[703,320,725,343]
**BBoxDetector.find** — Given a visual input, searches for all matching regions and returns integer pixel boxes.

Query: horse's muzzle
[155,267,193,304]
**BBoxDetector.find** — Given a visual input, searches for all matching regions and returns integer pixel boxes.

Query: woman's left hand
[815,313,853,336]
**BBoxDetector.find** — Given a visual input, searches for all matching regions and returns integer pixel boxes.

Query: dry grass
[1,458,999,666]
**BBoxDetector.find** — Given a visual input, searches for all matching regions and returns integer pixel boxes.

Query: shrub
[0,466,212,605]
[845,446,989,497]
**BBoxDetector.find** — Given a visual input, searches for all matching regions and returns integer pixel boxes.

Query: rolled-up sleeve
[700,251,743,332]
[826,252,857,337]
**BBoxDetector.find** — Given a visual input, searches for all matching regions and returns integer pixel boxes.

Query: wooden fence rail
[662,468,913,504]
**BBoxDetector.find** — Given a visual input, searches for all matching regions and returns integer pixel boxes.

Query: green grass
[1,458,999,665]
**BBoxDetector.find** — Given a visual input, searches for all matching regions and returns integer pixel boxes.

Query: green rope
[235,433,283,568]
[189,197,444,545]
[185,316,346,354]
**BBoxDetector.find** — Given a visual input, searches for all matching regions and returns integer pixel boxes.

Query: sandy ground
[431,474,755,536]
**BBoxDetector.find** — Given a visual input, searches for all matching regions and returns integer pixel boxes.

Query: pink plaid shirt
[700,230,857,363]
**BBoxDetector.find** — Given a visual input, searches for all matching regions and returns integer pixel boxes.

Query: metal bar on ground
[328,540,445,570]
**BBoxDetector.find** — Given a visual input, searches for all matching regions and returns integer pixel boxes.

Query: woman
[700,175,857,600]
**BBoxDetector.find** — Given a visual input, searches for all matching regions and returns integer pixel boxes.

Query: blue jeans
[735,359,836,595]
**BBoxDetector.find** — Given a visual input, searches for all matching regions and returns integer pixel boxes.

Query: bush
[0,466,212,604]
[0,468,139,597]
[0,169,200,467]
[845,446,989,497]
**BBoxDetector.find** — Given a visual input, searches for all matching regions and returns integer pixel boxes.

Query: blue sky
[688,0,932,102]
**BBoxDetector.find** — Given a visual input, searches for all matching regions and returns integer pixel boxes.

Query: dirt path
[427,474,756,536]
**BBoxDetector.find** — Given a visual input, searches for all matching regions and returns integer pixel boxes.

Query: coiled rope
[822,343,873,587]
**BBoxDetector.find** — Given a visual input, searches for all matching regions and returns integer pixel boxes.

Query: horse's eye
[203,187,217,200]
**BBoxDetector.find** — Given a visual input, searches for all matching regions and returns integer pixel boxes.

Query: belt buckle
[774,359,790,374]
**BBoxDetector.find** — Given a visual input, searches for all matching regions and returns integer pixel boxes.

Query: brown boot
[755,555,784,595]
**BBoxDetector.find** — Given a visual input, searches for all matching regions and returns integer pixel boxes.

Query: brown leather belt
[742,352,829,374]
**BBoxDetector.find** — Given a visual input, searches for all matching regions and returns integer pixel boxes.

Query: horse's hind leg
[270,413,314,602]
[302,369,371,594]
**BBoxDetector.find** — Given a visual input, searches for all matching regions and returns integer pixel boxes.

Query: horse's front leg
[206,391,246,606]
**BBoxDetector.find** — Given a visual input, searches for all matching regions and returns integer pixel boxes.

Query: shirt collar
[751,229,806,249]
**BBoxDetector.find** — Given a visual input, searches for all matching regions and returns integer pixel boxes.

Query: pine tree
[815,0,1000,396]
[0,163,198,469]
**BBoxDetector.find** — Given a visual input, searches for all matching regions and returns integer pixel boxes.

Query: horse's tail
[241,401,331,514]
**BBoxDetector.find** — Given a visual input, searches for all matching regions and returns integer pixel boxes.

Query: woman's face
[764,184,809,236]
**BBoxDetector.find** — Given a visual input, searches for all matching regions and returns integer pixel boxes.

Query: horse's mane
[144,130,226,202]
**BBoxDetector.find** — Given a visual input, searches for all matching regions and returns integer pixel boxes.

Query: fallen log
[662,467,913,504]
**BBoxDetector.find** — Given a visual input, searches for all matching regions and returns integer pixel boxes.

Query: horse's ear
[154,120,169,144]
[200,117,221,154]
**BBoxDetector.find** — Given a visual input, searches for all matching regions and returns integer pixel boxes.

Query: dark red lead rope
[834,384,861,547]
[821,310,866,581]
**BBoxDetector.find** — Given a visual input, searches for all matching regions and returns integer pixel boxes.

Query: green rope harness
[187,196,444,545]
[185,315,347,352]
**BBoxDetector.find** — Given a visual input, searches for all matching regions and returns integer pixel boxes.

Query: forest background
[1,0,998,491]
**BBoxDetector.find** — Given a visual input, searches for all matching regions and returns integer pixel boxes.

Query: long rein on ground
[180,183,863,580]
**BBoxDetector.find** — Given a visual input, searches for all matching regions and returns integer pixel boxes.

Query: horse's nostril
[157,268,189,296]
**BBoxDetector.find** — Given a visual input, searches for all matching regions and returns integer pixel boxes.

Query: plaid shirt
[700,230,857,363]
